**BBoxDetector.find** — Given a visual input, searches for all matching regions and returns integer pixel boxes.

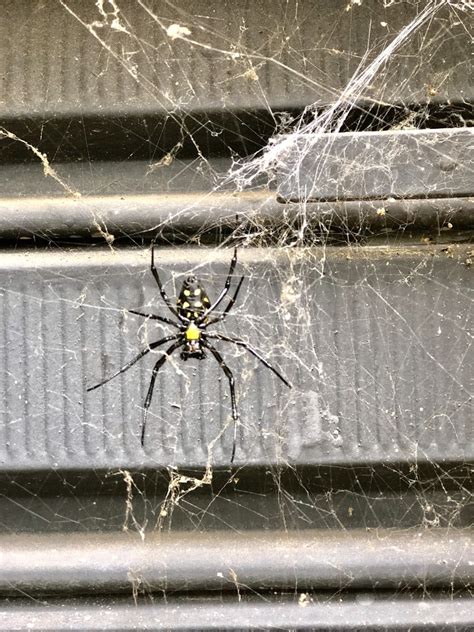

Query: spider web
[0,0,472,622]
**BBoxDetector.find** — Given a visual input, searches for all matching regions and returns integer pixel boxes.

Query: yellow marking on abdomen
[185,323,200,341]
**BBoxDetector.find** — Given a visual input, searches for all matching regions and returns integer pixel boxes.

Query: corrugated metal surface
[0,246,471,470]
[0,0,470,118]
[0,0,472,628]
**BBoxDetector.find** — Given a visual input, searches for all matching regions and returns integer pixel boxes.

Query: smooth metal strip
[0,596,472,630]
[277,128,474,202]
[0,192,472,239]
[1,529,472,594]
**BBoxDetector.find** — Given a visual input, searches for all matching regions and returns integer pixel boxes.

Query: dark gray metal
[0,594,472,631]
[277,128,474,202]
[0,190,472,240]
[0,158,239,198]
[0,245,471,470]
[0,1,470,120]
[0,191,284,240]
[1,136,472,239]
[1,529,472,594]
[1,463,470,534]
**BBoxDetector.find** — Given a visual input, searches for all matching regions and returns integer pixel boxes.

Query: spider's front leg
[87,334,179,392]
[141,339,184,445]
[202,339,239,463]
[205,332,292,388]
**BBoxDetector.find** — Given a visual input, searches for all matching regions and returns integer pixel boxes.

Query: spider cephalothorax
[88,247,291,462]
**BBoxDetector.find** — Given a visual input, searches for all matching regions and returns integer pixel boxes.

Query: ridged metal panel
[0,0,471,118]
[0,246,471,470]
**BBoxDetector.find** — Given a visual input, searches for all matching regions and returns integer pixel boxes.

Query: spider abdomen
[177,275,210,320]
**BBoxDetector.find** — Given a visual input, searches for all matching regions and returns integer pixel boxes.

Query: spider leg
[87,335,178,392]
[199,247,238,319]
[202,275,245,328]
[141,340,183,446]
[204,333,292,388]
[126,309,180,329]
[202,339,239,463]
[150,245,182,321]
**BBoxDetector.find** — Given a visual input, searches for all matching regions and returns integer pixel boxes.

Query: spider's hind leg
[150,245,181,320]
[203,274,245,328]
[197,247,238,320]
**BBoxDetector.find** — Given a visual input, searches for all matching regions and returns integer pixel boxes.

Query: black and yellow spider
[88,247,291,462]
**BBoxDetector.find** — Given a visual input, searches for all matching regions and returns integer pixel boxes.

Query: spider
[87,247,291,462]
